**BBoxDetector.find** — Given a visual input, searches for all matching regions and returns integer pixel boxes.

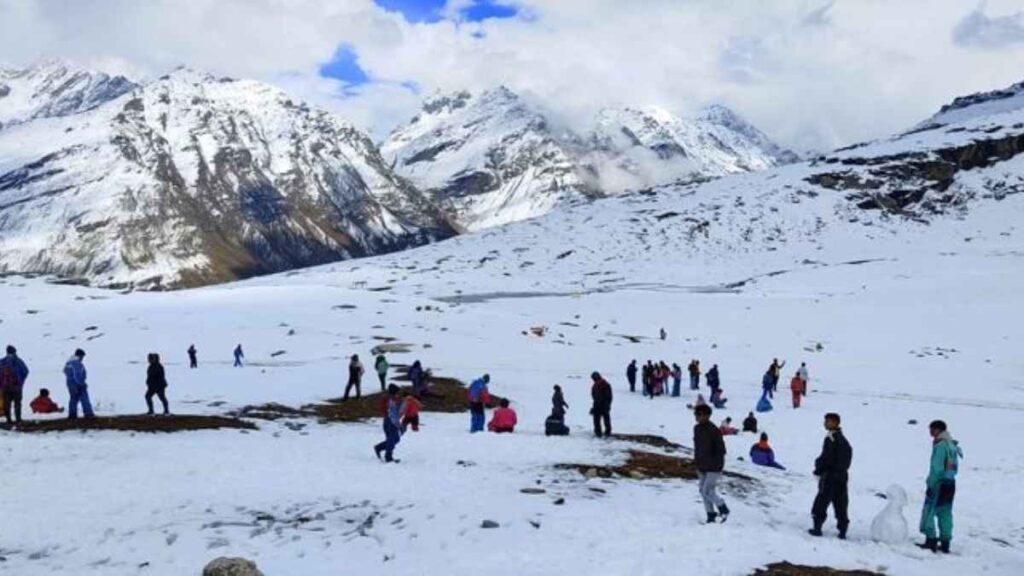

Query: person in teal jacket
[918,420,962,553]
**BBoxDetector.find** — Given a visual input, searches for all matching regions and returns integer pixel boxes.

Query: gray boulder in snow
[202,557,264,576]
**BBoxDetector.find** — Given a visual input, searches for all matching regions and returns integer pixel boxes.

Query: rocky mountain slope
[0,62,456,288]
[382,87,799,231]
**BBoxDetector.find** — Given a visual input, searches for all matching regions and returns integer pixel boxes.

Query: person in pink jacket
[488,398,518,433]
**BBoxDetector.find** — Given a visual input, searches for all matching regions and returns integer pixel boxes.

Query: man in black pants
[810,412,853,538]
[590,371,612,437]
[626,360,637,393]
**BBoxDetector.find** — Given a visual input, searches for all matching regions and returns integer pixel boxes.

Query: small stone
[480,520,500,529]
[202,557,264,576]
[553,498,565,506]
[907,419,918,425]
[520,488,546,495]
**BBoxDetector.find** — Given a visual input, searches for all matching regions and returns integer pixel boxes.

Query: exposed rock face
[0,62,456,288]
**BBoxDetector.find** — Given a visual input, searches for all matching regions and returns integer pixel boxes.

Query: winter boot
[838,524,848,540]
[917,538,938,552]
[808,519,824,537]
[705,511,718,524]
[374,445,383,461]
[939,540,950,554]
[717,503,730,523]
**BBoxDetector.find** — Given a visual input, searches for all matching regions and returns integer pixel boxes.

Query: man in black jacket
[590,371,613,437]
[810,412,853,538]
[694,404,729,523]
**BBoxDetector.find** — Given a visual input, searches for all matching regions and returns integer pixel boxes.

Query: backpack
[0,362,17,390]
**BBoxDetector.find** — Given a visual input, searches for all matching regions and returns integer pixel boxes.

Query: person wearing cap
[64,348,95,419]
[468,374,491,432]
[918,419,963,553]
[590,371,613,437]
[0,345,30,425]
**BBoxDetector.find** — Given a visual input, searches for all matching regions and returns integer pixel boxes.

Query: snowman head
[885,484,908,508]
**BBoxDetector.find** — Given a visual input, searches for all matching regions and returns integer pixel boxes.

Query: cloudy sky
[2,0,1023,151]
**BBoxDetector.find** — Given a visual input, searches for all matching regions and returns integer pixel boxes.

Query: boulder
[202,557,264,576]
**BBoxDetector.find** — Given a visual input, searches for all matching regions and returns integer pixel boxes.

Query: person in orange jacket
[30,388,64,414]
[790,371,806,408]
[488,398,518,433]
[400,391,422,432]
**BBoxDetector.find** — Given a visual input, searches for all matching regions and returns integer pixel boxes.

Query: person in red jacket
[790,372,806,408]
[487,398,518,433]
[30,388,63,414]
[401,391,422,432]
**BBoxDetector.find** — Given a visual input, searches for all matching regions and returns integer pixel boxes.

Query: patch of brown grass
[557,449,753,482]
[751,562,883,576]
[12,415,256,433]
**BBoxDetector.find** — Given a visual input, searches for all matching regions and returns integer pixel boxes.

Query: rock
[202,557,264,576]
[480,520,500,529]
[907,419,918,425]
[584,468,598,478]
[629,470,646,479]
[520,488,546,494]
[553,498,565,506]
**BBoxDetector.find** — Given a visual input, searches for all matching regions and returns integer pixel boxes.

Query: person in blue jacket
[374,384,403,463]
[0,345,30,425]
[64,348,95,419]
[762,369,775,399]
[233,344,244,367]
[468,374,491,432]
[750,432,786,469]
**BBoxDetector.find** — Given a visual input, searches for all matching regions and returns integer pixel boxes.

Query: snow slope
[0,62,455,289]
[0,80,1022,576]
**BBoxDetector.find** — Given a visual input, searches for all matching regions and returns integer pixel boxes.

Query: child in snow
[488,398,518,433]
[749,432,786,469]
[552,385,569,418]
[30,388,63,414]
[373,385,402,463]
[756,391,773,413]
[742,412,758,433]
[719,417,738,436]
[400,391,421,432]
[710,387,727,409]
[790,371,806,408]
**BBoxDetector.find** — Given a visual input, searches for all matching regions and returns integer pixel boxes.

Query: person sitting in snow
[742,412,758,433]
[545,408,570,436]
[29,388,63,414]
[719,417,738,436]
[756,391,773,413]
[400,390,421,432]
[488,398,518,433]
[710,387,728,409]
[750,432,786,469]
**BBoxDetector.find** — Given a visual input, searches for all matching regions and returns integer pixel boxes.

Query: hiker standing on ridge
[343,354,364,401]
[1,345,29,425]
[187,344,198,369]
[374,384,403,463]
[694,403,729,523]
[375,354,389,392]
[145,353,170,415]
[233,344,244,367]
[468,374,491,432]
[626,360,637,393]
[64,348,95,419]
[590,371,613,438]
[918,420,963,554]
[810,412,852,539]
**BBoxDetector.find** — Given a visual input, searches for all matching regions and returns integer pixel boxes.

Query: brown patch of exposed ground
[611,433,686,451]
[751,562,883,576]
[234,369,508,423]
[557,449,753,482]
[11,415,256,433]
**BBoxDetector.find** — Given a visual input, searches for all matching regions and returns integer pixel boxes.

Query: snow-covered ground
[1,174,1022,575]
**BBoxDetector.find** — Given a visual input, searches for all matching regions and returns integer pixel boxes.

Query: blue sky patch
[374,0,446,23]
[460,1,518,22]
[319,44,369,87]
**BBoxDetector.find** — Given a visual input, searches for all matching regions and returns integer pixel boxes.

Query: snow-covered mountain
[0,61,456,288]
[382,87,799,230]
[381,88,599,231]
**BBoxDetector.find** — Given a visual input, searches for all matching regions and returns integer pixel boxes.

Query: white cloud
[2,0,1023,151]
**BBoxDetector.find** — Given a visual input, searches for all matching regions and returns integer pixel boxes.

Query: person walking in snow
[374,354,389,392]
[233,344,244,367]
[468,374,491,433]
[374,384,403,463]
[659,327,667,340]
[187,344,198,369]
[688,360,700,391]
[705,364,720,392]
[400,390,421,432]
[750,432,786,470]
[671,363,683,397]
[590,371,613,438]
[918,420,963,553]
[343,354,365,401]
[144,353,170,415]
[790,371,806,408]
[64,348,95,419]
[626,360,637,393]
[552,384,569,418]
[693,404,729,523]
[797,362,809,390]
[762,369,775,399]
[810,412,852,539]
[0,345,30,425]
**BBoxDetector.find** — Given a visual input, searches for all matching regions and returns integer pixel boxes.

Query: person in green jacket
[374,354,389,392]
[918,420,963,553]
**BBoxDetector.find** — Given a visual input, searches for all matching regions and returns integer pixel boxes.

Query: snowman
[871,484,909,544]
